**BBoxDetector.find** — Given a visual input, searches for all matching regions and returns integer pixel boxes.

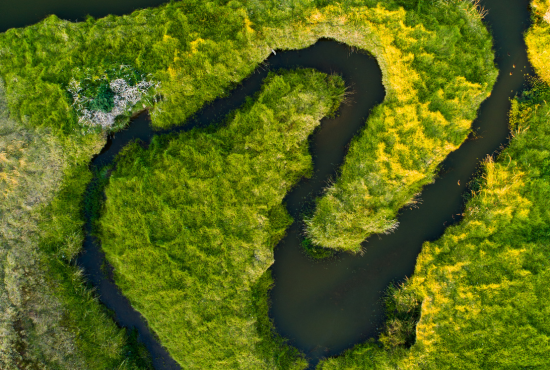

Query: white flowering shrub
[544,7,550,24]
[67,65,160,129]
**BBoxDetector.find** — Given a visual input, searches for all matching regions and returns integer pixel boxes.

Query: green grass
[99,70,344,369]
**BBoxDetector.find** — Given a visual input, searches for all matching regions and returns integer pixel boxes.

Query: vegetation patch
[378,281,421,351]
[527,0,550,84]
[301,0,497,251]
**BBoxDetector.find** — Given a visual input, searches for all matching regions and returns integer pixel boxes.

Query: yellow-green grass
[526,0,550,84]
[99,70,343,368]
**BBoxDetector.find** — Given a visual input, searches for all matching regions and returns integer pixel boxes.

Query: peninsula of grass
[0,0,498,367]
[99,70,344,369]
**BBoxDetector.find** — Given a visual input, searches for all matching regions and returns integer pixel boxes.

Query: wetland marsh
[1,0,549,369]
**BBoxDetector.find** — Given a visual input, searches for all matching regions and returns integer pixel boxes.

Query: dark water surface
[0,0,170,33]
[0,0,535,369]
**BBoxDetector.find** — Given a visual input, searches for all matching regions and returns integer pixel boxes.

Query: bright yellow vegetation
[526,0,550,83]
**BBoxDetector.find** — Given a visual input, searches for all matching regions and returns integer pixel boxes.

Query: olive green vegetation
[0,0,497,253]
[99,70,344,369]
[0,0,497,367]
[526,0,550,84]
[0,79,152,368]
[317,15,550,370]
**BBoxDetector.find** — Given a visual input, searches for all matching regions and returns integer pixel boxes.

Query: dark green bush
[88,82,115,113]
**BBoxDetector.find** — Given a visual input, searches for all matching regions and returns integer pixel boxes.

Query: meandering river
[271,1,534,367]
[0,0,535,369]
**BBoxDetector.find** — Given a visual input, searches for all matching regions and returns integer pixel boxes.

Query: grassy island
[0,0,500,368]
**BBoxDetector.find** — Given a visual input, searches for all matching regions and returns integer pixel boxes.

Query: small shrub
[379,282,421,350]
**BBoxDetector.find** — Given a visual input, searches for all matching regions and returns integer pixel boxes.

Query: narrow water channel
[0,0,536,369]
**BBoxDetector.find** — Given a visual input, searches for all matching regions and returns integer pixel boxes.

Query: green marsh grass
[99,70,344,369]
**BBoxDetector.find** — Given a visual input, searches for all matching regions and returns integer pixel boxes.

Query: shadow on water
[270,0,535,368]
[1,0,537,369]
